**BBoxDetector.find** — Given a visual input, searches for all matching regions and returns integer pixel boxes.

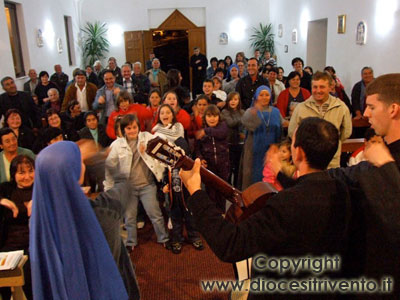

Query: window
[64,15,75,66]
[4,1,25,77]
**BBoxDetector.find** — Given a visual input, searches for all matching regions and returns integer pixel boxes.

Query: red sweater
[151,108,192,132]
[276,88,311,118]
[106,104,153,139]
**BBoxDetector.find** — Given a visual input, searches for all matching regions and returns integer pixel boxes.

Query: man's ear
[389,103,400,119]
[294,146,306,164]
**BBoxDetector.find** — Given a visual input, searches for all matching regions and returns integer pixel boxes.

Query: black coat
[78,124,111,148]
[188,172,351,299]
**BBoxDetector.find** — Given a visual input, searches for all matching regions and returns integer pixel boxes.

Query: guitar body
[225,182,278,224]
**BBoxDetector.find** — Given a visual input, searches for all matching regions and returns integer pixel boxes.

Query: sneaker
[192,240,204,251]
[163,241,172,250]
[171,242,182,254]
[137,221,145,229]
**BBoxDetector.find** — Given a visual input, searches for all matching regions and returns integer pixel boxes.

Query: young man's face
[364,94,392,138]
[122,66,131,80]
[203,82,213,96]
[311,79,330,103]
[247,59,258,77]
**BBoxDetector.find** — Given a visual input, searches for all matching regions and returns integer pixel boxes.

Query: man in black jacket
[190,47,208,97]
[0,77,39,129]
[236,57,269,109]
[181,117,352,299]
[273,73,400,299]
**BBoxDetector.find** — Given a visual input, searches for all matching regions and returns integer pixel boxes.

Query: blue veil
[30,141,127,299]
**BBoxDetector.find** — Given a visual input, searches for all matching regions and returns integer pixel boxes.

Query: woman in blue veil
[30,141,138,299]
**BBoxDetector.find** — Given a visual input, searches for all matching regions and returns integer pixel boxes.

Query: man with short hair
[132,62,151,105]
[85,65,99,87]
[290,57,311,92]
[180,117,351,300]
[267,67,285,105]
[261,51,276,67]
[62,70,98,112]
[351,66,374,119]
[50,64,69,100]
[236,57,270,109]
[99,57,123,87]
[289,71,352,168]
[93,70,124,125]
[145,58,168,95]
[0,77,39,129]
[145,52,155,71]
[23,69,39,95]
[190,47,208,97]
[121,64,135,98]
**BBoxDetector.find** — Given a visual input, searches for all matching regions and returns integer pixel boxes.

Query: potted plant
[249,23,275,56]
[81,21,110,67]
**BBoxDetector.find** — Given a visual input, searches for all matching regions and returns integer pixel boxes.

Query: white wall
[0,0,81,92]
[270,0,400,95]
[80,0,270,66]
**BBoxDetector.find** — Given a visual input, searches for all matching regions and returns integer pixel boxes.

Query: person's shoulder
[86,82,97,90]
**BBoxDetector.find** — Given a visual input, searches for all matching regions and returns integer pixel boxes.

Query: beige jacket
[288,94,352,168]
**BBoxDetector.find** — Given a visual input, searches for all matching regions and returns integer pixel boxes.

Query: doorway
[306,18,328,71]
[124,9,206,93]
[153,30,190,88]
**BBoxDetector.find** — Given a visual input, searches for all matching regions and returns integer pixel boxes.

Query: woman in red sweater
[106,90,152,140]
[276,71,311,118]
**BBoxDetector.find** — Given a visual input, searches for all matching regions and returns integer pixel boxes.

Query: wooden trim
[157,9,197,30]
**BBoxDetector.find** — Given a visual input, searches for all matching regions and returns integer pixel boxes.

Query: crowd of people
[0,45,398,300]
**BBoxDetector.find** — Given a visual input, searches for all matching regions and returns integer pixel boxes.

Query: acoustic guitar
[146,136,278,224]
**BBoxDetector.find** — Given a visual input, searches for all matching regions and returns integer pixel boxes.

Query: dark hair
[294,117,339,170]
[195,94,210,104]
[366,73,400,105]
[304,66,314,75]
[312,71,334,85]
[149,88,162,98]
[361,66,373,75]
[85,65,92,69]
[74,69,86,77]
[287,71,301,82]
[167,69,180,88]
[212,76,222,85]
[324,66,336,74]
[278,67,285,73]
[1,76,13,87]
[291,57,304,67]
[203,79,214,86]
[0,127,16,144]
[39,71,49,79]
[114,116,123,136]
[10,155,35,185]
[5,109,22,126]
[43,127,63,145]
[261,66,269,75]
[162,90,179,106]
[120,114,140,136]
[67,100,80,113]
[203,104,221,127]
[225,92,241,111]
[214,68,225,76]
[269,67,279,75]
[217,59,226,68]
[156,104,177,125]
[102,69,115,79]
[84,111,98,123]
[116,90,132,108]
[210,57,218,64]
[224,56,233,66]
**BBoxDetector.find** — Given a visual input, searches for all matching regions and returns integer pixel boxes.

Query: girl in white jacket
[104,114,169,252]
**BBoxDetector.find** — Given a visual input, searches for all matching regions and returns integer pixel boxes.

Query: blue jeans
[125,183,168,246]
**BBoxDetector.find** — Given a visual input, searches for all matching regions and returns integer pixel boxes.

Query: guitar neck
[177,156,242,204]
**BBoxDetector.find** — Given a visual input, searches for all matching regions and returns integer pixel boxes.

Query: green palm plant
[81,21,110,67]
[249,23,275,55]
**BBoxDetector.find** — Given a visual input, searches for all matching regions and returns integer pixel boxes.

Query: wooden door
[125,31,153,71]
[188,27,206,91]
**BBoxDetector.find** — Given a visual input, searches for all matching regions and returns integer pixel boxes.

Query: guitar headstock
[146,136,185,168]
